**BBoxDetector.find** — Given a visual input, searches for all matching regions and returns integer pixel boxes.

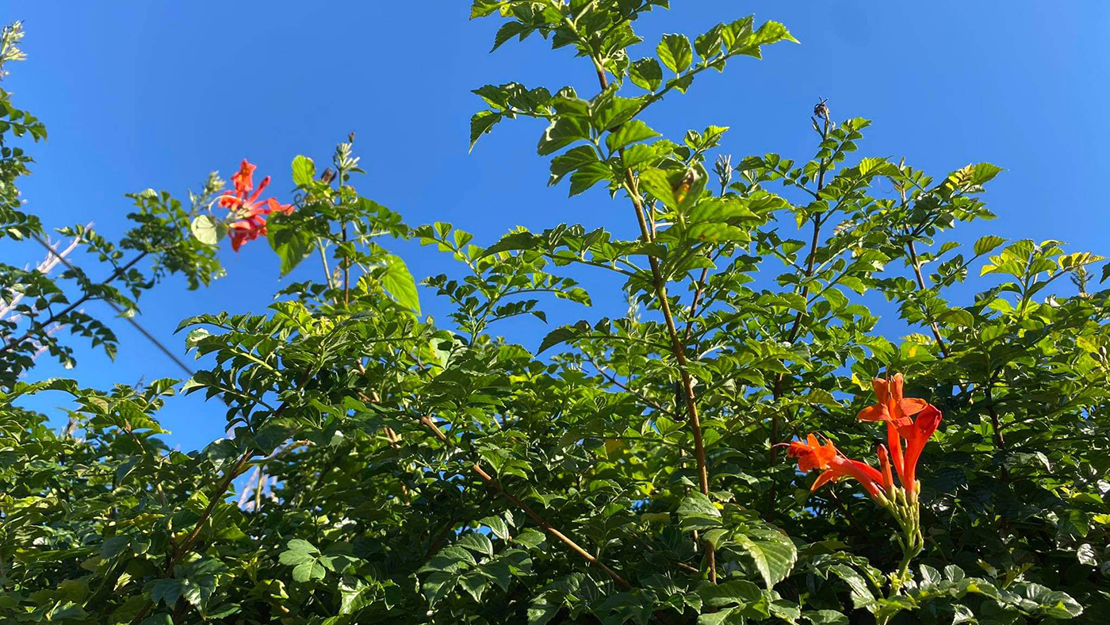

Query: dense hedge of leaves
[2,4,1109,624]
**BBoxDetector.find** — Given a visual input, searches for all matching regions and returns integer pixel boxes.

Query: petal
[785,440,809,459]
[878,445,894,491]
[247,176,270,205]
[886,421,906,486]
[844,459,884,486]
[856,403,889,422]
[897,398,930,419]
[871,377,889,404]
[798,454,820,473]
[889,373,905,402]
[914,405,943,439]
[810,470,839,492]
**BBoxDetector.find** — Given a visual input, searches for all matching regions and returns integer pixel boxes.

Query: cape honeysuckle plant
[1,3,1108,625]
[785,374,945,622]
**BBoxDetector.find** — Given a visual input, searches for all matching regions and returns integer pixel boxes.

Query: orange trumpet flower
[895,404,943,493]
[857,373,930,486]
[785,434,886,500]
[218,159,293,251]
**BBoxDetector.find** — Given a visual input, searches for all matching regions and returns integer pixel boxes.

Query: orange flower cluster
[219,159,293,251]
[785,373,942,502]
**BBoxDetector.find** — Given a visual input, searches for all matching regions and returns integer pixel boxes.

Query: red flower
[229,159,257,194]
[895,404,942,494]
[857,373,930,488]
[856,373,930,423]
[218,159,293,251]
[785,434,886,500]
[228,214,267,252]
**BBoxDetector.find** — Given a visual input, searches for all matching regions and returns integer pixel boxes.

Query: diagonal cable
[28,233,196,377]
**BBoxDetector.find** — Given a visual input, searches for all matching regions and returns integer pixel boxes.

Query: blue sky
[4,2,1108,451]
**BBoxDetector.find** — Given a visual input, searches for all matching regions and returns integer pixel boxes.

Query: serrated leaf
[735,526,797,588]
[456,533,494,558]
[677,492,720,519]
[973,235,1006,256]
[470,110,502,151]
[629,58,663,92]
[267,212,313,276]
[479,515,511,540]
[606,120,660,152]
[380,254,421,314]
[657,34,693,74]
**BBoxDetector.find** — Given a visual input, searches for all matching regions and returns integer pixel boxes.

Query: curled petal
[898,397,930,417]
[786,433,836,472]
[857,403,889,422]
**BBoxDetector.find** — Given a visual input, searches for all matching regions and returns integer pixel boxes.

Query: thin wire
[28,233,196,377]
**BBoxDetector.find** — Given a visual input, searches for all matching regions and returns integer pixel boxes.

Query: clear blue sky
[5,2,1108,451]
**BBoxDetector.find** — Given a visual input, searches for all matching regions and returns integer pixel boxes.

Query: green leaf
[803,610,848,625]
[267,212,314,276]
[513,528,546,549]
[1018,582,1084,618]
[456,533,494,558]
[190,214,221,246]
[380,254,421,314]
[827,564,875,611]
[639,168,677,209]
[569,162,612,196]
[735,526,797,588]
[657,34,693,74]
[538,325,580,354]
[459,570,489,602]
[280,539,320,566]
[606,120,660,152]
[423,571,458,607]
[696,579,761,608]
[291,155,316,186]
[629,58,663,92]
[537,115,590,156]
[292,560,327,583]
[937,309,975,329]
[479,515,511,540]
[697,607,742,625]
[1077,543,1099,567]
[146,579,183,608]
[678,492,720,519]
[973,235,1006,256]
[751,20,798,47]
[470,110,502,151]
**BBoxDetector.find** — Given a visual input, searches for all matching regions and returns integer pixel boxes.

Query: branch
[906,237,951,359]
[417,414,631,589]
[130,372,312,624]
[767,108,832,517]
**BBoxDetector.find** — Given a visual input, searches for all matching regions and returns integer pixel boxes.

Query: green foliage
[2,5,1108,625]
